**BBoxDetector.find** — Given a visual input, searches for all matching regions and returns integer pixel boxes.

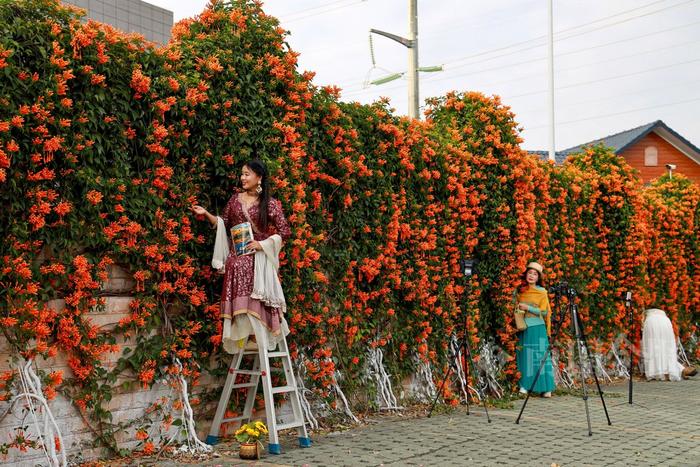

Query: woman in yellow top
[515,262,555,397]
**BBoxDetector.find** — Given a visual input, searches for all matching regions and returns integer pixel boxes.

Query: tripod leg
[574,337,593,436]
[428,364,453,418]
[627,304,634,405]
[591,360,612,426]
[580,333,612,426]
[628,363,633,405]
[461,348,470,415]
[462,338,491,423]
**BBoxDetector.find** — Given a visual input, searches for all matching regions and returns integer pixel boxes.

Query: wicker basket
[239,442,261,459]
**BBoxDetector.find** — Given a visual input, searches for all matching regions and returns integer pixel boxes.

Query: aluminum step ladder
[205,321,311,454]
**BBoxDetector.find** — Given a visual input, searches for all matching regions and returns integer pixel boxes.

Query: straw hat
[526,262,544,276]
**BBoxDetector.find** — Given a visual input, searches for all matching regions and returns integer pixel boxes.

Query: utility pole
[407,0,419,120]
[547,0,556,162]
[370,0,421,119]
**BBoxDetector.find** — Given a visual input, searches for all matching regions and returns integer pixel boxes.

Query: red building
[535,121,700,185]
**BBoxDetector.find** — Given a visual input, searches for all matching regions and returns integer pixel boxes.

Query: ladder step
[268,351,288,358]
[276,420,305,431]
[231,382,258,389]
[221,415,248,424]
[272,385,297,395]
[231,369,262,376]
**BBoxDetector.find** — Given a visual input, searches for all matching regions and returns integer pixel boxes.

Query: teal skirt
[516,323,555,393]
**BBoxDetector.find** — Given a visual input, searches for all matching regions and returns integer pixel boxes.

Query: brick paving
[146,378,700,466]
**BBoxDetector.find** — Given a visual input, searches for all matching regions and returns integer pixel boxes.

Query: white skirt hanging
[642,309,683,381]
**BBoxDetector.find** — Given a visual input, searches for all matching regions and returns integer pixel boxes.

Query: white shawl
[250,234,286,313]
[211,216,229,274]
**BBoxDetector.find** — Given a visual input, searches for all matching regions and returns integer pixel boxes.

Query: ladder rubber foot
[299,437,312,448]
[268,443,282,455]
[205,435,219,445]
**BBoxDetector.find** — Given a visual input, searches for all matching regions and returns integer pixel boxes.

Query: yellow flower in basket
[254,421,269,434]
[235,421,268,444]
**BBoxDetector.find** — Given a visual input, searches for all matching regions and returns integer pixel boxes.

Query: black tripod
[615,291,649,409]
[428,259,491,423]
[623,291,635,404]
[622,291,641,405]
[516,283,611,435]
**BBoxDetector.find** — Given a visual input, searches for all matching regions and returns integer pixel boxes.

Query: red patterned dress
[220,192,291,335]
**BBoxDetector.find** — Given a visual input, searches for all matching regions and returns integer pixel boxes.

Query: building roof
[529,120,700,165]
[528,149,567,165]
[559,121,658,157]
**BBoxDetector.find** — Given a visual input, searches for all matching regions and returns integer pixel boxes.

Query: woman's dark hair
[244,159,270,231]
[519,267,544,292]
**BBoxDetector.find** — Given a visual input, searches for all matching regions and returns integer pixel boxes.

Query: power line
[418,0,542,41]
[336,0,698,92]
[555,18,700,59]
[516,78,700,115]
[443,0,694,71]
[522,96,700,131]
[280,0,356,18]
[503,56,700,101]
[421,35,700,90]
[284,0,367,23]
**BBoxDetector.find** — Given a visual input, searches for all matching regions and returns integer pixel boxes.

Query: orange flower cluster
[1,0,698,458]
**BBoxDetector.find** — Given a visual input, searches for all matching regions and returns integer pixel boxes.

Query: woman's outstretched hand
[190,205,217,226]
[190,205,208,216]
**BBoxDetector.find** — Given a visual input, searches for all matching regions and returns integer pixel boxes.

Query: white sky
[147,0,700,152]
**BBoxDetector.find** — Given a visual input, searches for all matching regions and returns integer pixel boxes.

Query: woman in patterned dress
[190,160,291,349]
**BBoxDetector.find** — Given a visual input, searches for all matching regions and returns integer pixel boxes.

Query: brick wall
[0,264,319,465]
[620,132,700,185]
[0,265,219,466]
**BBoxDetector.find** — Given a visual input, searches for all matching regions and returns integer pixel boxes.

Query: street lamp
[369,0,441,119]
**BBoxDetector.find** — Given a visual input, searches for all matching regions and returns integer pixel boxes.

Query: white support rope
[294,354,358,426]
[611,343,630,378]
[677,337,692,367]
[11,359,67,467]
[156,306,210,455]
[293,355,319,430]
[366,347,401,410]
[449,337,469,403]
[593,354,613,384]
[559,367,576,388]
[412,355,437,403]
[332,378,359,424]
[170,359,212,455]
[552,348,575,388]
[478,340,504,399]
[575,341,592,380]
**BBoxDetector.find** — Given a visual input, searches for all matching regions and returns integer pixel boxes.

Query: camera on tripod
[548,281,577,298]
[459,258,476,278]
[619,290,633,305]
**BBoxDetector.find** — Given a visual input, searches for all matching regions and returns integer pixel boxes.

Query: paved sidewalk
[147,378,700,466]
